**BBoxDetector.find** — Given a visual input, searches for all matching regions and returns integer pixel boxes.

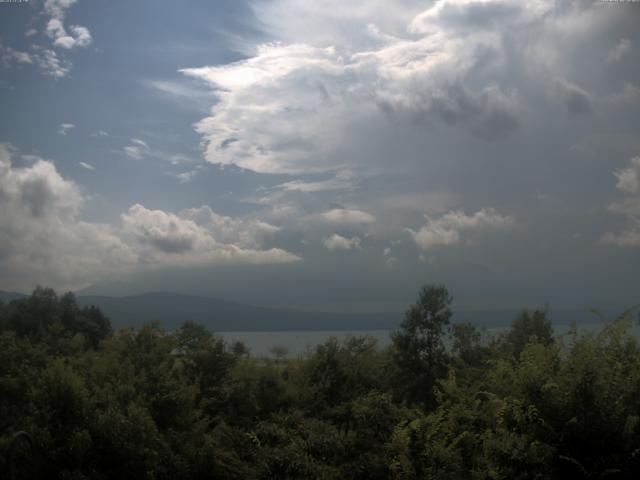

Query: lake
[220,322,640,357]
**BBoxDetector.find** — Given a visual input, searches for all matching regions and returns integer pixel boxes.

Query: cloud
[121,204,298,265]
[408,208,514,250]
[607,84,640,108]
[324,234,361,250]
[608,197,640,219]
[607,38,631,64]
[45,19,66,42]
[145,79,215,113]
[169,164,207,184]
[174,169,199,184]
[123,140,197,173]
[3,0,639,303]
[0,145,82,218]
[0,0,92,78]
[44,0,79,19]
[379,191,457,214]
[176,0,640,199]
[377,80,521,140]
[123,138,150,160]
[614,156,640,194]
[58,123,75,135]
[275,171,357,193]
[33,47,71,78]
[252,0,422,48]
[91,130,109,138]
[555,78,592,116]
[180,0,539,174]
[121,205,206,254]
[47,21,92,50]
[601,229,640,248]
[320,208,376,225]
[147,79,206,99]
[382,246,398,267]
[0,145,300,291]
[179,205,283,249]
[181,43,354,174]
[78,161,94,170]
[0,43,32,67]
[64,25,92,49]
[603,157,640,248]
[161,154,196,165]
[43,1,92,50]
[0,144,131,290]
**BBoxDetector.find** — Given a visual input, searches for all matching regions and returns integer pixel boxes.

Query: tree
[60,292,112,348]
[5,286,59,339]
[392,285,453,409]
[450,322,486,367]
[1,288,111,352]
[505,309,554,357]
[269,345,289,364]
[78,304,112,348]
[176,320,213,354]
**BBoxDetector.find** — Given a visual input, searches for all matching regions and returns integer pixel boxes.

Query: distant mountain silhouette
[76,292,399,331]
[0,290,27,303]
[1,290,615,332]
[2,290,397,331]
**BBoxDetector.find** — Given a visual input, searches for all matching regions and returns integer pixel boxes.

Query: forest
[1,285,639,479]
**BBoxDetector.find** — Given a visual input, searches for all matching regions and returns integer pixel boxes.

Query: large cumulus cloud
[0,145,299,291]
[181,0,530,174]
[175,1,636,265]
[180,0,639,178]
[0,145,133,290]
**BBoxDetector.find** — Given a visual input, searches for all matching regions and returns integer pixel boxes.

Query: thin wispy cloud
[274,170,358,193]
[78,161,95,170]
[123,138,150,160]
[58,123,75,135]
[320,208,376,225]
[607,38,631,64]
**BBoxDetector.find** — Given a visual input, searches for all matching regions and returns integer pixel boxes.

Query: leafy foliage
[392,285,453,409]
[1,286,639,479]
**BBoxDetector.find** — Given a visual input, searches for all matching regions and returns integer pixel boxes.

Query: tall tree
[451,322,485,367]
[392,285,452,409]
[506,309,554,357]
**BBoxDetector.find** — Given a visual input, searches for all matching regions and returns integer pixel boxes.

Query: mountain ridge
[1,290,619,332]
[1,290,398,332]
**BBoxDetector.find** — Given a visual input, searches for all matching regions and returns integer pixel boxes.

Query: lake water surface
[221,322,640,357]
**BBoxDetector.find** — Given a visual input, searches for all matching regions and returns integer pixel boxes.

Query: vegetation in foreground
[1,286,639,479]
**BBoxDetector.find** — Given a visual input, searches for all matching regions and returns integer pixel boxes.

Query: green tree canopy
[392,285,452,409]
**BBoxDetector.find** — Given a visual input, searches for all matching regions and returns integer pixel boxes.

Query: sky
[0,0,639,314]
